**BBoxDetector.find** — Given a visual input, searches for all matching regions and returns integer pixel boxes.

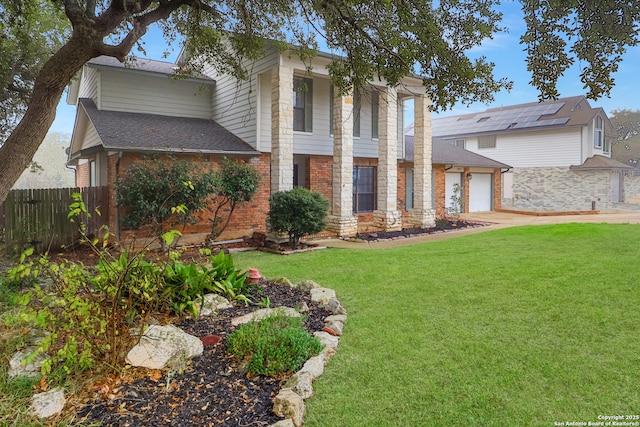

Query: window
[594,116,603,149]
[353,166,376,212]
[89,160,96,187]
[293,77,312,132]
[353,91,361,138]
[478,135,496,149]
[329,85,334,136]
[371,90,379,139]
[405,168,414,210]
[604,137,611,154]
[448,138,465,148]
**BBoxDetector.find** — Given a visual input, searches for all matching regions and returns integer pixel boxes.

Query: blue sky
[49,1,640,136]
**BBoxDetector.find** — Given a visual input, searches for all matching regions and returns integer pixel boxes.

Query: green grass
[233,223,640,426]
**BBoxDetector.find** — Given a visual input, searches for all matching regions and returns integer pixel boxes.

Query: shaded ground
[77,281,327,427]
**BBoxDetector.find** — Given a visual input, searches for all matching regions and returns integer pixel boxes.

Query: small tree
[268,188,329,249]
[208,158,261,240]
[115,157,218,235]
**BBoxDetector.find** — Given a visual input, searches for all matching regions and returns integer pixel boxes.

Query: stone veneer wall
[508,167,613,212]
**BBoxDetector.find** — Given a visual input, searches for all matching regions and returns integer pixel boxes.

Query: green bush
[208,158,261,240]
[115,156,218,232]
[267,187,329,248]
[226,314,323,376]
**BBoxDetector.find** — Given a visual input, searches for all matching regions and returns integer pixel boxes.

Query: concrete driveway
[312,211,640,249]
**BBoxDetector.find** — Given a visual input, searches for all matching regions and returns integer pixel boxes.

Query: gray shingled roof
[88,56,213,81]
[78,99,258,155]
[570,155,637,170]
[405,136,511,169]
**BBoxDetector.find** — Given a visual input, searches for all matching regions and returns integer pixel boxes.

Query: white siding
[258,71,272,152]
[81,122,102,150]
[99,70,212,119]
[210,49,279,147]
[79,67,99,104]
[464,128,583,167]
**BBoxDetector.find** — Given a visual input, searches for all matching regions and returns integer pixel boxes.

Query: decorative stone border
[265,279,346,427]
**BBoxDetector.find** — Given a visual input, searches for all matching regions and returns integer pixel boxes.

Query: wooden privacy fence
[0,187,109,251]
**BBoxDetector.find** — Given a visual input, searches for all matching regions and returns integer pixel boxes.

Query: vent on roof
[477,116,490,122]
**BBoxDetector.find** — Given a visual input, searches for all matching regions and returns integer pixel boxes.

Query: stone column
[373,87,402,231]
[268,66,294,241]
[407,94,436,228]
[271,66,294,194]
[327,87,359,237]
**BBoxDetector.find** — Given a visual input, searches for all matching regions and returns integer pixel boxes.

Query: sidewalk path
[312,211,640,250]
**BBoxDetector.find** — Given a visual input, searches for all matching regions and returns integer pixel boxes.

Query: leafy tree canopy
[1,0,640,203]
[0,0,70,143]
[610,109,640,166]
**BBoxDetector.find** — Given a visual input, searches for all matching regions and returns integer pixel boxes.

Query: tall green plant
[208,158,261,240]
[268,188,329,249]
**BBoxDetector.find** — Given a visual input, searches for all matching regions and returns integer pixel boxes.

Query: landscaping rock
[310,287,336,305]
[298,353,325,379]
[31,388,65,418]
[324,297,347,315]
[271,277,295,287]
[273,389,305,427]
[8,347,48,379]
[314,331,340,351]
[269,419,295,427]
[324,314,347,324]
[296,279,320,291]
[231,306,300,326]
[126,324,203,370]
[283,371,314,399]
[197,293,232,316]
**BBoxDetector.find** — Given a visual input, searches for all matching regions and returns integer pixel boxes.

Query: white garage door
[469,173,493,212]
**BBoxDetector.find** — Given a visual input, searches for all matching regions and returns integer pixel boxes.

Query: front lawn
[234,223,640,426]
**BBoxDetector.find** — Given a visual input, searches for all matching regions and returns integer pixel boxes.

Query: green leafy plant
[115,156,218,235]
[226,314,323,376]
[435,214,450,230]
[208,158,261,240]
[267,187,329,249]
[447,182,464,217]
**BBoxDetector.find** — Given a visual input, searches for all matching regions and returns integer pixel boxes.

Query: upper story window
[594,116,603,149]
[329,85,334,136]
[353,91,361,138]
[448,138,465,148]
[604,137,611,154]
[371,90,379,139]
[293,77,313,132]
[478,135,496,149]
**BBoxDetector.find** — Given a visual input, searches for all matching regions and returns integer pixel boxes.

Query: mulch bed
[76,281,328,427]
[355,219,488,241]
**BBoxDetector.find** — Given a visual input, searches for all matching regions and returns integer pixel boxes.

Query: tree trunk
[0,34,95,203]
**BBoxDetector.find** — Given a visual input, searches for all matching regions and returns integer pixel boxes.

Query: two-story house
[429,96,640,212]
[67,47,440,240]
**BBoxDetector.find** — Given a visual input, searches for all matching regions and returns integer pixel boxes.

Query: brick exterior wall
[109,153,271,241]
[76,162,90,188]
[433,165,447,217]
[307,155,333,203]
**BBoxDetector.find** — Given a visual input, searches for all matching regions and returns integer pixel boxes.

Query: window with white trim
[594,116,603,149]
[371,90,379,139]
[447,138,465,148]
[293,77,312,132]
[478,135,496,149]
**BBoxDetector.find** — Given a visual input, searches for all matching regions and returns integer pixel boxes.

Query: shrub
[226,314,323,376]
[208,158,261,240]
[115,156,218,233]
[267,187,329,248]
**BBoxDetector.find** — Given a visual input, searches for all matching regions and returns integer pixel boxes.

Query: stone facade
[505,167,628,212]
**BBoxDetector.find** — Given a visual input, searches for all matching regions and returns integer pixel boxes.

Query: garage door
[469,173,493,212]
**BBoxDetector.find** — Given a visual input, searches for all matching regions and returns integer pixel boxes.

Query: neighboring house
[428,96,640,212]
[67,49,437,239]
